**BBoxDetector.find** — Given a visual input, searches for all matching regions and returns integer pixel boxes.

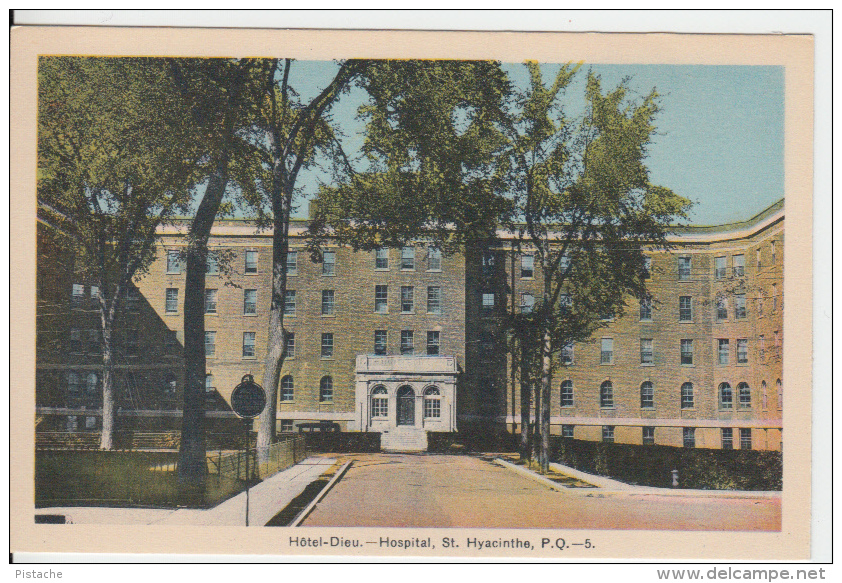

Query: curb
[494,458,571,492]
[289,460,353,527]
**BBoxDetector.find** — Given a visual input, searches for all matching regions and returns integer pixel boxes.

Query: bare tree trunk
[519,342,531,462]
[539,331,552,474]
[531,377,541,463]
[99,320,115,450]
[256,188,291,460]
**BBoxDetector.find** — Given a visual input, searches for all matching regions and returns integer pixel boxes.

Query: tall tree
[500,64,692,472]
[308,60,512,252]
[37,57,200,449]
[169,58,266,488]
[249,59,368,457]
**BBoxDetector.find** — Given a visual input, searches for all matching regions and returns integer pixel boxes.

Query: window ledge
[205,313,218,317]
[640,362,655,367]
[679,320,694,324]
[374,268,390,272]
[243,313,258,317]
[244,272,259,276]
[681,364,696,368]
[241,357,257,360]
[640,407,656,411]
[401,311,416,316]
[165,312,179,316]
[639,319,653,323]
[320,357,335,361]
[321,314,336,318]
[426,269,442,273]
[600,362,615,366]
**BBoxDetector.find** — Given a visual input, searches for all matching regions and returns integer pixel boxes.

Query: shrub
[301,432,381,453]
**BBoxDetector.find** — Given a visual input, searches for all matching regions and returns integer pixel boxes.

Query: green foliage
[38,57,201,286]
[308,60,513,254]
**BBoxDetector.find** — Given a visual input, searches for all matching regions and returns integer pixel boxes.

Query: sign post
[230,374,267,527]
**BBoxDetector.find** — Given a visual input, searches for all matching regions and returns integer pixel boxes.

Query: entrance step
[381,429,428,453]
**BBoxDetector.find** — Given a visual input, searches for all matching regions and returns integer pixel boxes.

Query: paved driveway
[302,454,781,531]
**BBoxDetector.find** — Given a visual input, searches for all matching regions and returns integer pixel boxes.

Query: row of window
[166,246,445,277]
[369,386,442,419]
[583,336,770,366]
[572,425,755,449]
[561,378,782,411]
[278,374,335,402]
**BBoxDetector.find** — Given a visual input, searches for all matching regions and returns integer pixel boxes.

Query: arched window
[738,382,751,409]
[319,376,333,402]
[424,386,441,419]
[600,381,614,408]
[640,381,654,409]
[67,372,80,394]
[681,382,694,409]
[163,373,176,395]
[762,381,768,409]
[205,374,214,393]
[776,379,782,410]
[280,375,294,402]
[719,383,733,409]
[371,386,388,418]
[561,381,574,407]
[86,372,98,394]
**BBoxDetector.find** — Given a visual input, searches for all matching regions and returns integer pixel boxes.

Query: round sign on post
[231,374,267,419]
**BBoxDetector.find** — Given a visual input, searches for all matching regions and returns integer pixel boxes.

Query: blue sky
[284,61,784,226]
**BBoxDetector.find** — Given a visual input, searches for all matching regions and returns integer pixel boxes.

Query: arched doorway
[396,385,415,426]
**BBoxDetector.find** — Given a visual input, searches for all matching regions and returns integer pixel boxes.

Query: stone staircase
[381,428,428,453]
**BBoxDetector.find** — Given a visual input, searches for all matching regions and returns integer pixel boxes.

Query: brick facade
[36,201,783,449]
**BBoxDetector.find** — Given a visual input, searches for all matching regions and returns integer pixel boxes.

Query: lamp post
[230,374,267,526]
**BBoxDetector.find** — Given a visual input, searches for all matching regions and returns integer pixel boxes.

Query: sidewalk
[37,457,336,526]
[496,458,781,499]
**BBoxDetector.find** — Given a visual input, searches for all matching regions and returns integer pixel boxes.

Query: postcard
[10,25,814,561]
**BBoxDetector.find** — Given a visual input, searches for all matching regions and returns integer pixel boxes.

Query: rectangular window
[124,328,138,356]
[520,254,534,278]
[641,383,654,409]
[677,296,692,322]
[602,426,615,444]
[683,427,696,448]
[375,285,388,313]
[481,292,495,315]
[718,339,730,365]
[285,251,298,275]
[71,283,85,304]
[401,286,414,313]
[561,343,574,365]
[167,250,182,274]
[400,330,414,355]
[242,332,256,358]
[678,256,691,281]
[642,256,652,279]
[320,333,334,359]
[562,425,575,439]
[600,338,614,364]
[284,290,296,316]
[771,241,777,265]
[559,293,572,313]
[165,288,178,313]
[87,329,101,354]
[733,254,745,277]
[280,378,294,402]
[424,394,441,419]
[560,254,571,274]
[482,252,495,276]
[640,339,653,364]
[90,286,100,300]
[715,256,727,279]
[740,428,752,450]
[756,248,762,270]
[322,250,335,276]
[245,250,258,274]
[735,294,747,319]
[721,428,734,450]
[716,295,728,320]
[69,329,82,353]
[375,248,389,269]
[680,339,694,365]
[759,334,766,361]
[206,252,219,275]
[639,296,652,321]
[757,296,764,317]
[285,332,295,359]
[737,338,748,363]
[205,331,216,357]
[772,284,778,312]
[560,382,574,407]
[124,287,140,312]
[165,330,179,353]
[321,290,335,315]
[204,289,218,314]
[521,293,535,314]
[280,420,294,432]
[427,331,440,355]
[427,247,442,271]
[401,246,415,270]
[774,331,781,358]
[427,286,442,314]
[243,289,257,315]
[374,330,387,355]
[642,426,655,446]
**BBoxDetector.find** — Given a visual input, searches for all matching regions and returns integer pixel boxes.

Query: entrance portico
[355,355,458,441]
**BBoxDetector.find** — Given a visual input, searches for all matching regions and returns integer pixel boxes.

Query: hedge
[551,437,782,491]
[299,431,381,453]
[427,430,519,454]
